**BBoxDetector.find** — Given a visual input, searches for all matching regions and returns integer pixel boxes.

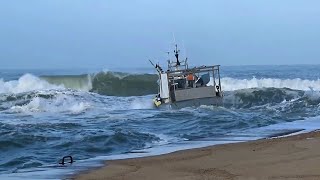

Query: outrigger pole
[149,59,163,73]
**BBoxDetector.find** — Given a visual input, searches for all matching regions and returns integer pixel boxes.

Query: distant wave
[1,72,320,96]
[221,77,320,91]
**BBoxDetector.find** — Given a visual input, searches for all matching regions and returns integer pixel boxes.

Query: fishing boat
[150,44,223,108]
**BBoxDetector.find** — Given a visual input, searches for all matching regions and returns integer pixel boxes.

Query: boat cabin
[152,45,223,108]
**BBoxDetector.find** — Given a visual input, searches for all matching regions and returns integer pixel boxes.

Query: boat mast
[174,44,180,66]
[167,43,188,71]
[167,51,170,70]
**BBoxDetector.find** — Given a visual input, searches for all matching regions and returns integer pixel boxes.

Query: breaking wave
[224,88,303,108]
[1,72,320,96]
[90,72,158,96]
[0,89,91,114]
[41,74,92,91]
[0,74,64,94]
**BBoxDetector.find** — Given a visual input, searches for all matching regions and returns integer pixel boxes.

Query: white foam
[86,75,93,91]
[10,93,90,114]
[11,97,43,113]
[0,74,63,94]
[69,102,90,114]
[304,90,320,101]
[129,96,154,109]
[147,133,186,148]
[218,77,320,91]
[245,115,320,136]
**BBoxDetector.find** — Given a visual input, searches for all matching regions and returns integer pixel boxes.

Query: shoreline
[73,130,320,180]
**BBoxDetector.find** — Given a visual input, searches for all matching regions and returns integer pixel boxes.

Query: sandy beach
[74,131,320,180]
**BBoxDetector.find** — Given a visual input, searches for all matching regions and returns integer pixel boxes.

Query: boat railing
[167,59,188,71]
[165,64,222,98]
[166,65,220,77]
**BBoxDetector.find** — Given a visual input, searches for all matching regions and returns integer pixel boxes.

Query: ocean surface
[1,65,320,179]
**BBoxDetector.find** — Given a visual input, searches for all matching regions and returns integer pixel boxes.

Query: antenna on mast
[171,33,180,66]
[182,40,188,61]
[166,51,170,60]
[183,42,188,69]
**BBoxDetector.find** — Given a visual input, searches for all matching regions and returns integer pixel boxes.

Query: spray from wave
[0,74,63,94]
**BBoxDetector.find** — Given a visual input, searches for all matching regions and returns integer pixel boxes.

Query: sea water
[1,65,320,179]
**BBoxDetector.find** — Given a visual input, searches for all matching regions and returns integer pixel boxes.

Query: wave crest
[90,72,158,96]
[221,77,320,91]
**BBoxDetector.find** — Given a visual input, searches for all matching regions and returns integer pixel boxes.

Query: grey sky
[0,0,319,69]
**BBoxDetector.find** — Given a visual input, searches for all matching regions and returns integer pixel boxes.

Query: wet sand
[74,131,320,180]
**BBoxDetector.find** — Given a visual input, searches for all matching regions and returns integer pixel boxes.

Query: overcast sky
[0,0,320,69]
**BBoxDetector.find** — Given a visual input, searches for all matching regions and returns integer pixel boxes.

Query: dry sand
[74,131,320,180]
